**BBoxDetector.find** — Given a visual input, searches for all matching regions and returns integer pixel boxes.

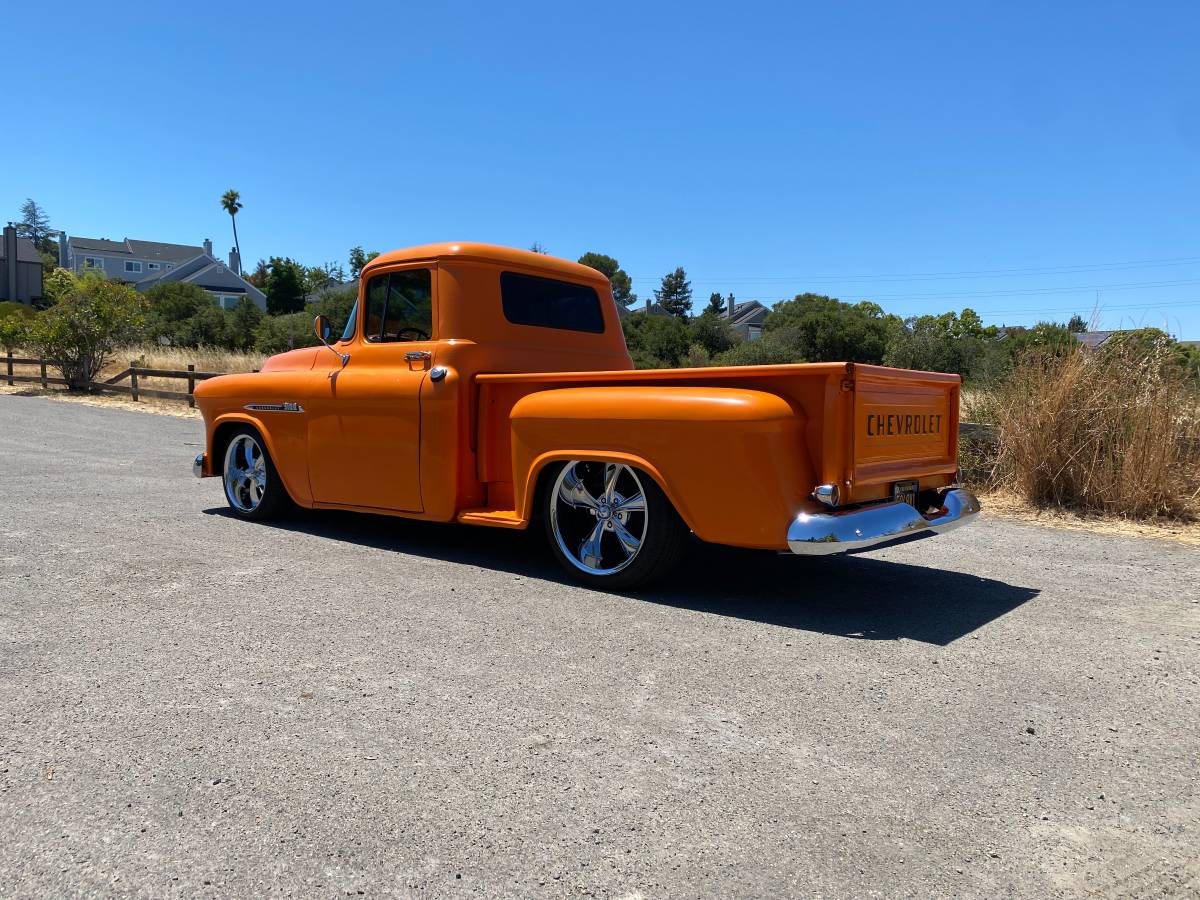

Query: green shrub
[28,275,146,389]
[254,312,321,355]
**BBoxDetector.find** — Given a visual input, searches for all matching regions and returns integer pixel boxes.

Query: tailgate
[851,365,959,492]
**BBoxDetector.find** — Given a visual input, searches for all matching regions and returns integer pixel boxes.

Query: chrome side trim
[192,452,206,479]
[786,488,980,556]
[243,402,304,413]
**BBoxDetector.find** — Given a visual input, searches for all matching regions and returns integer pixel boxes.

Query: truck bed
[471,361,960,517]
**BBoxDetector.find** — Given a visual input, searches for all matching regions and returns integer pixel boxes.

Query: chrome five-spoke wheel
[220,427,287,520]
[544,460,687,588]
[224,433,268,512]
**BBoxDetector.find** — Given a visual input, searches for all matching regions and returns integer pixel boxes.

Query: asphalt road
[1,393,1197,899]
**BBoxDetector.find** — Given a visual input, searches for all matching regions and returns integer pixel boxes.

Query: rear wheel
[543,460,688,589]
[222,427,288,521]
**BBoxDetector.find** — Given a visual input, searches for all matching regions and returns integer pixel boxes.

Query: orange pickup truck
[193,242,979,587]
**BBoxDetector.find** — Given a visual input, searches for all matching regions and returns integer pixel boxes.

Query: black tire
[220,426,289,521]
[542,460,689,590]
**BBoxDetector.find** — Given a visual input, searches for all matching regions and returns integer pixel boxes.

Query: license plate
[892,480,919,509]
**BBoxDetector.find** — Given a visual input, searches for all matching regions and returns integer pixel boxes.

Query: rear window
[500,271,604,334]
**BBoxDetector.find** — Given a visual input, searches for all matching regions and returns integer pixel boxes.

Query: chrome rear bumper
[787,488,980,555]
[193,453,206,479]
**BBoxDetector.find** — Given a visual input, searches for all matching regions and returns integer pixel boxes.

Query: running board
[457,508,527,529]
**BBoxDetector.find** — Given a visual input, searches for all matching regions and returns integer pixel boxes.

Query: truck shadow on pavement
[204,507,1038,646]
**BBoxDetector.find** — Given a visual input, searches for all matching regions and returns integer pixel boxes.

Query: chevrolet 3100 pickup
[192,243,980,588]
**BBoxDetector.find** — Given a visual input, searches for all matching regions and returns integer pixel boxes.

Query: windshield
[339,299,358,342]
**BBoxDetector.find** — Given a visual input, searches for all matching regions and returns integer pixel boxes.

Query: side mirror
[314,314,333,343]
[314,315,350,368]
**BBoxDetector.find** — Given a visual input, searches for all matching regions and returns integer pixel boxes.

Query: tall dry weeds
[995,345,1200,519]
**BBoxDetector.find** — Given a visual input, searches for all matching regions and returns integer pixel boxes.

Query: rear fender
[509,385,814,549]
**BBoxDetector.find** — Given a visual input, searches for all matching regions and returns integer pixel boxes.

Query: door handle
[405,350,431,361]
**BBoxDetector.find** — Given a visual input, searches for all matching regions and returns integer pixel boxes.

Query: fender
[207,411,314,507]
[508,385,815,549]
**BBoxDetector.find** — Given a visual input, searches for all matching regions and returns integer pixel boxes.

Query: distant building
[60,234,265,310]
[723,298,769,340]
[0,225,44,304]
[1073,330,1120,350]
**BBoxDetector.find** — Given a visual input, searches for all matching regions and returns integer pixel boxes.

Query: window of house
[125,261,143,274]
[217,295,239,310]
[500,271,604,333]
[147,262,161,270]
[363,269,432,341]
[83,257,103,270]
[747,325,762,341]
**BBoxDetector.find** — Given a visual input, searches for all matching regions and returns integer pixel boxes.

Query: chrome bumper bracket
[787,488,980,555]
[192,453,206,479]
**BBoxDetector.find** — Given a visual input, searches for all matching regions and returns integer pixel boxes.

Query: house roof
[135,253,266,304]
[0,236,43,264]
[69,236,204,263]
[1073,330,1118,350]
[726,300,769,325]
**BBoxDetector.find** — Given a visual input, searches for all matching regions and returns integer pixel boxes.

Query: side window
[500,271,604,333]
[363,269,433,342]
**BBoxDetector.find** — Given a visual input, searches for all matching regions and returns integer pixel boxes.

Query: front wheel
[543,461,688,589]
[222,427,289,521]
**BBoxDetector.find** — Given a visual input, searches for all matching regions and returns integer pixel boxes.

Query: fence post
[5,350,12,386]
[129,361,139,402]
[39,357,47,389]
[187,363,195,408]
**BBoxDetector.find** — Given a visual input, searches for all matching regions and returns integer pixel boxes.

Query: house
[0,224,44,304]
[61,234,265,310]
[723,297,769,340]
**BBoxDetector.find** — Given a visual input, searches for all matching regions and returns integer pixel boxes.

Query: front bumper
[192,452,206,479]
[787,488,980,555]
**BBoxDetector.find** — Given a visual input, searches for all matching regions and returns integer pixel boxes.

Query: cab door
[306,264,436,512]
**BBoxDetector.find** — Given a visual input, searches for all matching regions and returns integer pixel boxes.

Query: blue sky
[4,1,1199,336]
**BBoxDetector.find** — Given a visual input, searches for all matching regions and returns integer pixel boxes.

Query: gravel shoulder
[1,393,1197,898]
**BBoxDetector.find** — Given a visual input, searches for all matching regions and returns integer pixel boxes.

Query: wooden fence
[4,352,226,408]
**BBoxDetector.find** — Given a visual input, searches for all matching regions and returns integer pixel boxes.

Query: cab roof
[363,242,607,284]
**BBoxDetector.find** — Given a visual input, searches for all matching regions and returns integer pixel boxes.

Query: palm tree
[220,189,243,271]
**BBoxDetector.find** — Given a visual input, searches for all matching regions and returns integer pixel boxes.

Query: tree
[245,258,269,289]
[16,199,58,275]
[883,308,1004,378]
[703,292,726,316]
[577,252,636,307]
[621,311,692,368]
[28,274,146,389]
[16,199,52,247]
[144,282,213,346]
[529,242,549,254]
[228,298,264,351]
[220,190,243,267]
[763,293,901,364]
[1067,314,1087,333]
[305,262,347,297]
[254,312,322,354]
[348,246,380,279]
[654,267,692,318]
[0,304,34,351]
[42,267,78,305]
[688,312,741,356]
[307,287,358,337]
[264,257,306,315]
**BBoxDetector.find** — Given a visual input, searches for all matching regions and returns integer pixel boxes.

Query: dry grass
[993,346,1200,520]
